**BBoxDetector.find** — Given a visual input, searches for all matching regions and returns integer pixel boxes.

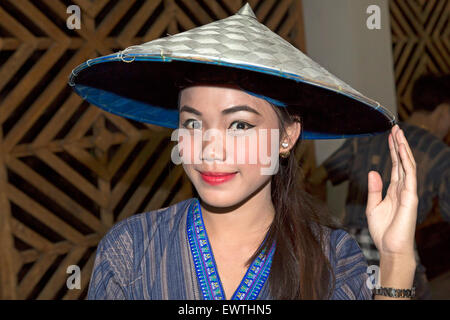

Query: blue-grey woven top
[87,197,373,299]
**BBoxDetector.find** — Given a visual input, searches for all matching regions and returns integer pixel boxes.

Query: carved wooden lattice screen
[0,0,311,299]
[389,0,449,120]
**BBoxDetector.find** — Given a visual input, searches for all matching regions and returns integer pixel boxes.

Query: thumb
[366,171,383,214]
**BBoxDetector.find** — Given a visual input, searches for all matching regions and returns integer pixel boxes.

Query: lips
[199,171,238,185]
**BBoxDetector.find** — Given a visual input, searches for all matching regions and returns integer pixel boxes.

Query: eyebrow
[179,105,261,116]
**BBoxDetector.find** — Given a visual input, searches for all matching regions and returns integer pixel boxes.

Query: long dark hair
[246,103,341,299]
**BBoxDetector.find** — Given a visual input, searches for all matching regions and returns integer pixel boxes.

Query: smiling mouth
[199,171,238,185]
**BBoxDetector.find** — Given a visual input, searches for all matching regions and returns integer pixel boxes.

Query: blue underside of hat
[74,84,384,140]
[75,84,179,129]
[70,55,394,139]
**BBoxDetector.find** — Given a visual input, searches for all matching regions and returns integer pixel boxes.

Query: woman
[70,4,417,300]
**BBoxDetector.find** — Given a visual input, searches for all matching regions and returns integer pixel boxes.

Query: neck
[405,111,450,140]
[405,111,429,127]
[199,183,275,246]
[405,112,431,131]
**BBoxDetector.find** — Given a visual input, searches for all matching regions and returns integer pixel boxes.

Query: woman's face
[177,84,289,208]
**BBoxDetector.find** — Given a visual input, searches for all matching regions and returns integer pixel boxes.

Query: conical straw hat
[69,3,396,139]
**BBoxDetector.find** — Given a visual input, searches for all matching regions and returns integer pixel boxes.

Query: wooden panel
[389,0,449,120]
[0,0,309,299]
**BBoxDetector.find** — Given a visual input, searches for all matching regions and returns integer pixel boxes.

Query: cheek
[178,130,201,164]
[260,128,278,159]
[253,128,279,167]
[228,129,278,166]
[182,162,195,182]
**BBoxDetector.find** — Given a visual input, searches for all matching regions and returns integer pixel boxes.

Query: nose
[200,129,226,163]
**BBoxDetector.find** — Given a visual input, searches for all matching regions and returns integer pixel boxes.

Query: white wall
[302,0,397,220]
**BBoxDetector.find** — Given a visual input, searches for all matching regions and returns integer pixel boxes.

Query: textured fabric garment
[322,122,450,229]
[87,197,373,300]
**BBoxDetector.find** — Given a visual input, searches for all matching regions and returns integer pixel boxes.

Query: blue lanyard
[186,198,276,300]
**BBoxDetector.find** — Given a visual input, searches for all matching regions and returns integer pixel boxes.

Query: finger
[393,125,405,181]
[388,131,399,182]
[398,129,416,169]
[398,142,417,193]
[366,170,383,214]
[391,126,401,179]
[391,143,419,232]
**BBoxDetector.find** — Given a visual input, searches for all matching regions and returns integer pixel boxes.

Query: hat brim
[69,55,396,139]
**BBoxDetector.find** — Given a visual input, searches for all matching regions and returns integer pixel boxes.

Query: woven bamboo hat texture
[68,3,396,139]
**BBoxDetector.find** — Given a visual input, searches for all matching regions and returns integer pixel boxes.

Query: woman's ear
[280,120,301,153]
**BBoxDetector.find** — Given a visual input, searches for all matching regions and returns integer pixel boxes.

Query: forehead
[179,84,270,110]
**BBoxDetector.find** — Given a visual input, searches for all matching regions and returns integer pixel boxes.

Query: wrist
[379,253,416,272]
[377,255,416,296]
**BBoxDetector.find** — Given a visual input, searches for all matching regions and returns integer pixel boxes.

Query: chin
[195,189,241,208]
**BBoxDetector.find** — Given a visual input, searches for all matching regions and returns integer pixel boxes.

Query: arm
[87,238,128,300]
[375,255,416,300]
[438,163,450,223]
[366,125,418,300]
[331,230,373,300]
[422,137,450,223]
[87,222,134,300]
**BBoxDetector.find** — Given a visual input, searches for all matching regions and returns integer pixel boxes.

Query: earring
[280,150,290,158]
[280,141,290,158]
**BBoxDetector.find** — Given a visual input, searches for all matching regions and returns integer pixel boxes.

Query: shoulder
[102,197,194,243]
[315,227,365,265]
[401,123,450,177]
[331,229,372,299]
[317,227,372,299]
[87,198,195,299]
[401,122,449,153]
[328,229,367,270]
[96,197,195,270]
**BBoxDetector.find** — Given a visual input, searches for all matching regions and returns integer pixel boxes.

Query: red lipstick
[199,171,238,185]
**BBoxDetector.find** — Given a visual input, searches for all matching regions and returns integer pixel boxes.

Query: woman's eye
[229,121,255,131]
[182,119,202,129]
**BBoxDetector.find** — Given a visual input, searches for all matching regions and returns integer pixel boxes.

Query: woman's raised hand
[365,124,418,260]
